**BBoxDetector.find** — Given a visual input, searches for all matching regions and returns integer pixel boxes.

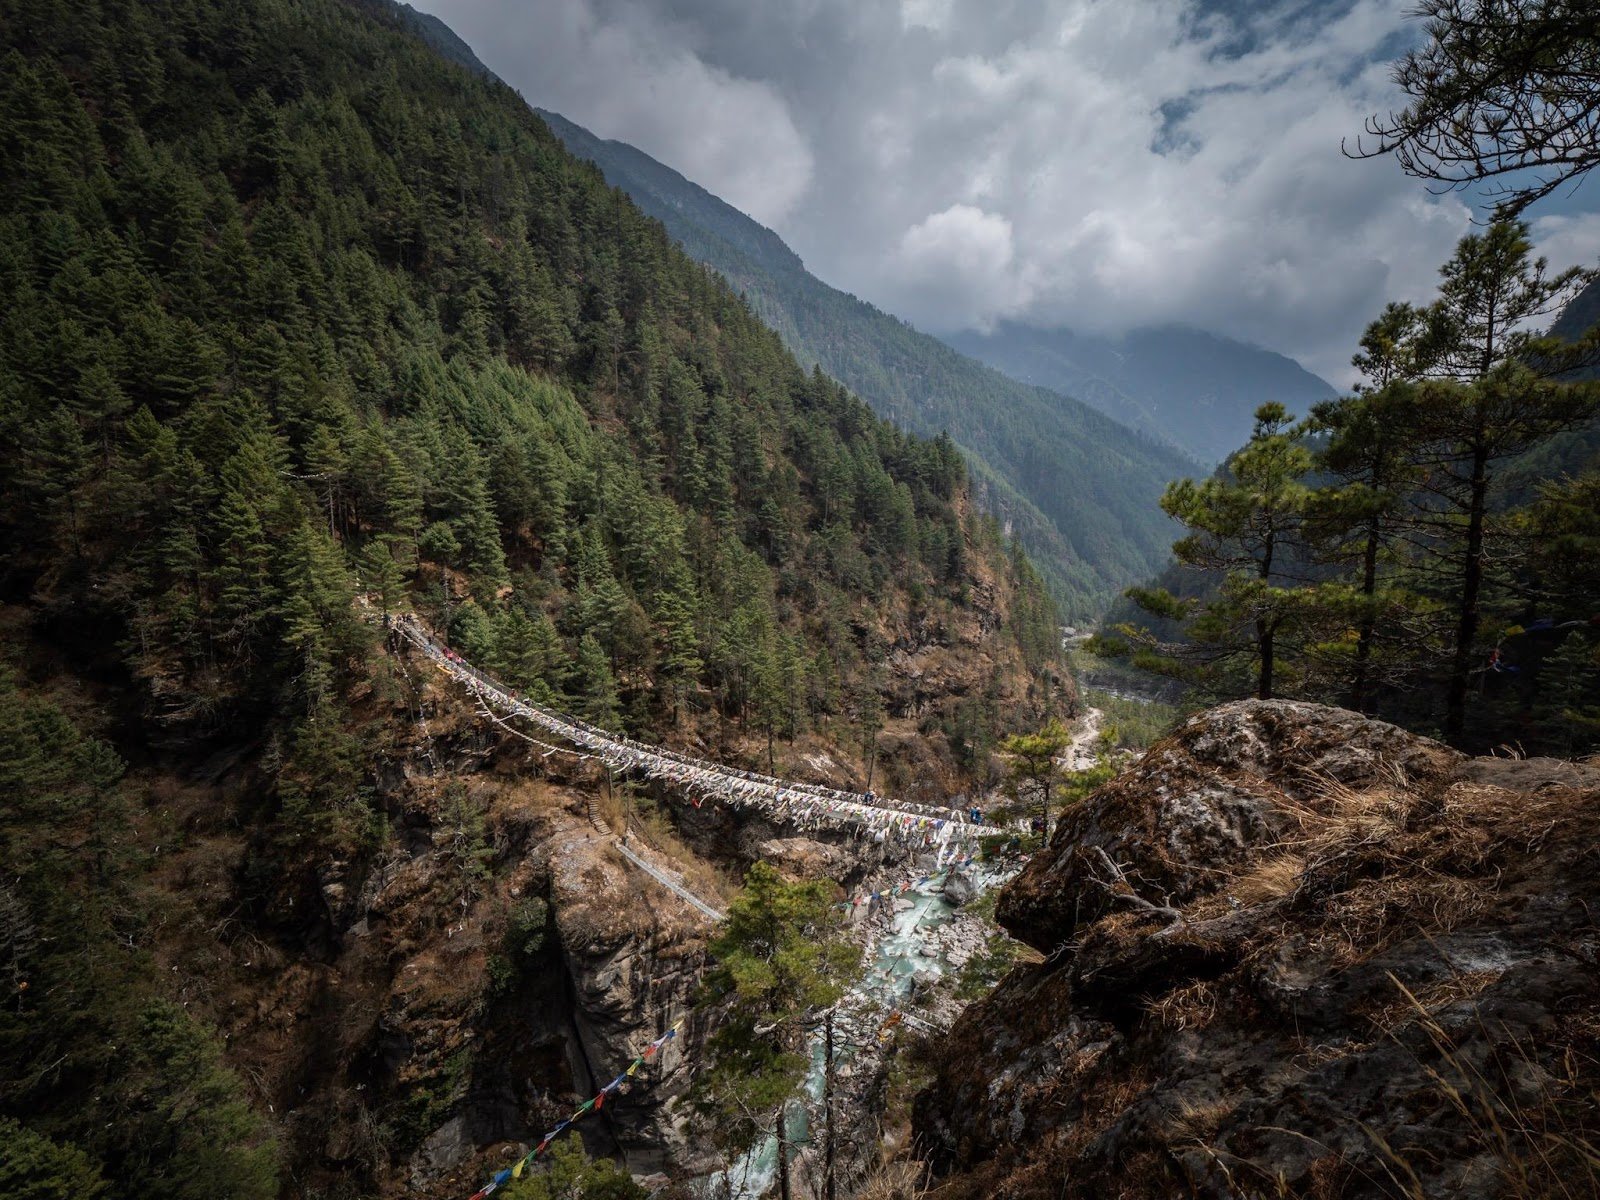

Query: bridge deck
[394,615,1007,849]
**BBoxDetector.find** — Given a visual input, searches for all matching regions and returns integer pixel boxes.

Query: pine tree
[449,600,499,665]
[438,427,508,588]
[302,422,349,537]
[1000,720,1070,833]
[1405,222,1597,737]
[499,1139,645,1200]
[358,535,408,614]
[694,863,858,1200]
[572,633,620,730]
[238,88,288,199]
[212,476,277,652]
[652,561,703,724]
[18,407,91,557]
[70,358,128,461]
[1133,404,1312,700]
[1533,636,1600,757]
[277,521,361,715]
[1523,472,1600,621]
[493,607,562,704]
[0,1118,108,1200]
[1303,375,1428,710]
[852,672,885,791]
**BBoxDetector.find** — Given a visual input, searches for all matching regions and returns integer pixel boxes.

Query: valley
[1,1,1597,1199]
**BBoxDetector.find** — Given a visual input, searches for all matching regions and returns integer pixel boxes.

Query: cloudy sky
[411,0,1600,386]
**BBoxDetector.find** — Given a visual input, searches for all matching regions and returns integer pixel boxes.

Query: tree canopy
[1352,0,1600,218]
[1125,221,1600,752]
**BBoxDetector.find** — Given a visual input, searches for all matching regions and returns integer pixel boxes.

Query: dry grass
[1357,969,1503,1039]
[1185,774,1415,924]
[852,1159,933,1200]
[1185,771,1535,964]
[625,800,736,909]
[593,784,627,834]
[1195,977,1600,1200]
[1275,773,1414,855]
[1161,1094,1236,1145]
[1289,1035,1373,1071]
[1312,877,1495,967]
[1363,976,1600,1200]
[1147,979,1221,1032]
[1052,1066,1157,1164]
[1227,853,1309,907]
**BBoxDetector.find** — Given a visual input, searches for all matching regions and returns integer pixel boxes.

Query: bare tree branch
[1348,0,1600,219]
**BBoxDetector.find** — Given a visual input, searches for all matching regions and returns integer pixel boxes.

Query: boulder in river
[941,868,976,907]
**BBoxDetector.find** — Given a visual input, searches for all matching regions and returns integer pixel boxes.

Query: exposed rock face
[182,672,728,1200]
[916,701,1600,1200]
[542,825,712,1175]
[996,701,1462,953]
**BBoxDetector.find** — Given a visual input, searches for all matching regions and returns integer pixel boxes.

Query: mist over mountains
[943,322,1336,465]
[390,1,1343,614]
[530,109,1192,620]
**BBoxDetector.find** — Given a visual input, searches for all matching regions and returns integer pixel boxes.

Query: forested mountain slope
[0,0,1061,1193]
[1496,274,1600,497]
[1551,274,1600,353]
[533,108,1192,621]
[944,321,1337,465]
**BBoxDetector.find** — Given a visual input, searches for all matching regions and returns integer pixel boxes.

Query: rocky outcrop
[996,701,1463,953]
[916,701,1600,1200]
[542,824,711,1174]
[169,666,733,1200]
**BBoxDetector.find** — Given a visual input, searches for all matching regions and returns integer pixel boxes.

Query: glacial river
[707,868,995,1200]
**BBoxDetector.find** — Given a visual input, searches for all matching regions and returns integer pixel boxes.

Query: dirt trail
[1057,706,1104,772]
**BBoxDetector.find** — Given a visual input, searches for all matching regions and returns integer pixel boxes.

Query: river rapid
[706,862,1014,1200]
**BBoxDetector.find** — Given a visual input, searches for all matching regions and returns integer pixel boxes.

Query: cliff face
[140,656,726,1200]
[143,620,1007,1199]
[916,701,1600,1199]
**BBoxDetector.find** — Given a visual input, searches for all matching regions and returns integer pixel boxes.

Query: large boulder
[917,700,1600,1200]
[997,700,1461,952]
[941,868,977,908]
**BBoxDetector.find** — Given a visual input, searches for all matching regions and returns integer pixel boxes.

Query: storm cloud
[412,0,1599,385]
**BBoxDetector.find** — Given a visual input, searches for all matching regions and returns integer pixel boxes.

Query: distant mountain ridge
[943,322,1338,465]
[397,4,1341,616]
[1550,275,1600,363]
[534,109,1191,620]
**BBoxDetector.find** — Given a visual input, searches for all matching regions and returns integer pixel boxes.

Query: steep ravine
[147,627,1016,1200]
[914,701,1600,1200]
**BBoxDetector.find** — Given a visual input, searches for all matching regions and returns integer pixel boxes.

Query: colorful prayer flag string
[395,615,1007,848]
[465,1018,686,1199]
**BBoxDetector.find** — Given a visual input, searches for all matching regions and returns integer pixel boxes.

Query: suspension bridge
[392,614,1006,863]
[391,609,1008,1200]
